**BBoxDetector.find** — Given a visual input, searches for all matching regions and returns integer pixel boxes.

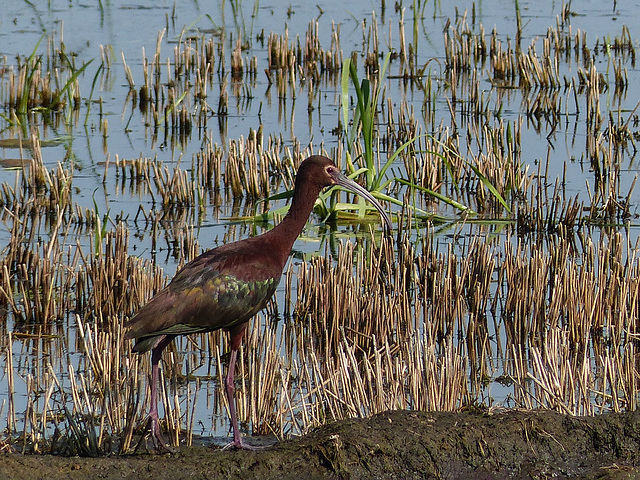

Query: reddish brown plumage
[125,237,282,353]
[125,155,391,449]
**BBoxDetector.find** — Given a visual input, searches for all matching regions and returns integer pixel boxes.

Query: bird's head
[296,155,392,231]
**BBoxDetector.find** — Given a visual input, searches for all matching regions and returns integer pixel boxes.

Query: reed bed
[0,3,639,456]
[111,133,299,210]
[3,195,638,451]
[2,32,85,114]
[230,228,640,440]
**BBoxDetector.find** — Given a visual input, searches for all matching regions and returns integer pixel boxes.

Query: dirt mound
[1,409,639,479]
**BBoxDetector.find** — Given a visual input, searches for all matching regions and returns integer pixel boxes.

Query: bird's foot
[134,415,174,453]
[221,438,266,451]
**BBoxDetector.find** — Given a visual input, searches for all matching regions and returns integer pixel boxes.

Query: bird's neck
[265,185,321,266]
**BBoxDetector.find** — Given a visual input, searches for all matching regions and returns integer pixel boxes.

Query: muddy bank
[1,409,639,479]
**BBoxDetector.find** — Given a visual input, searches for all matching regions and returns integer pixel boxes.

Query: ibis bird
[125,155,391,449]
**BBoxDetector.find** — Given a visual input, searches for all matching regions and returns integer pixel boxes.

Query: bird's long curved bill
[333,171,393,232]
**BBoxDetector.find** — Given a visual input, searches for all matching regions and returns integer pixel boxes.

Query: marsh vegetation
[0,2,638,476]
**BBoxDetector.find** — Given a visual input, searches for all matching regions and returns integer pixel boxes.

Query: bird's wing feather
[124,241,283,344]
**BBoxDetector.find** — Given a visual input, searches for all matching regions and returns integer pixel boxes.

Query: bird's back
[125,236,284,352]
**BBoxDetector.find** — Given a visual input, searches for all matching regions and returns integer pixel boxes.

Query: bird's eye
[326,166,335,174]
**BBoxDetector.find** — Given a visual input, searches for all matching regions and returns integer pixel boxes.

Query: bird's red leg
[148,343,169,450]
[224,347,242,447]
[223,323,262,450]
[136,336,173,452]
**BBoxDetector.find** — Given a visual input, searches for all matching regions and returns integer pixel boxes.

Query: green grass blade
[369,191,449,222]
[466,162,511,213]
[50,58,95,110]
[341,59,351,141]
[372,134,430,190]
[396,178,476,214]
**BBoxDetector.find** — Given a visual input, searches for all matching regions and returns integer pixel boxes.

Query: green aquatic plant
[337,54,511,224]
[8,34,94,124]
[337,54,443,223]
[245,40,510,229]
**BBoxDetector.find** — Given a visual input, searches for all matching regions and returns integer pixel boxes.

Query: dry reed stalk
[217,74,228,115]
[231,39,244,79]
[444,11,487,76]
[6,209,636,450]
[167,351,182,446]
[363,12,380,75]
[5,214,616,445]
[245,313,281,435]
[304,20,320,69]
[265,20,342,82]
[0,208,79,326]
[500,232,640,413]
[76,222,166,324]
[223,133,290,202]
[268,28,288,71]
[326,22,343,74]
[398,8,407,67]
[5,332,16,433]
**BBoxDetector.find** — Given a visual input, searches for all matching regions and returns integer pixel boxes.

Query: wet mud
[1,409,639,479]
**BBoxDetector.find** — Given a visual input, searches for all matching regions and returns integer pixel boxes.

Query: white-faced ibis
[125,155,391,450]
